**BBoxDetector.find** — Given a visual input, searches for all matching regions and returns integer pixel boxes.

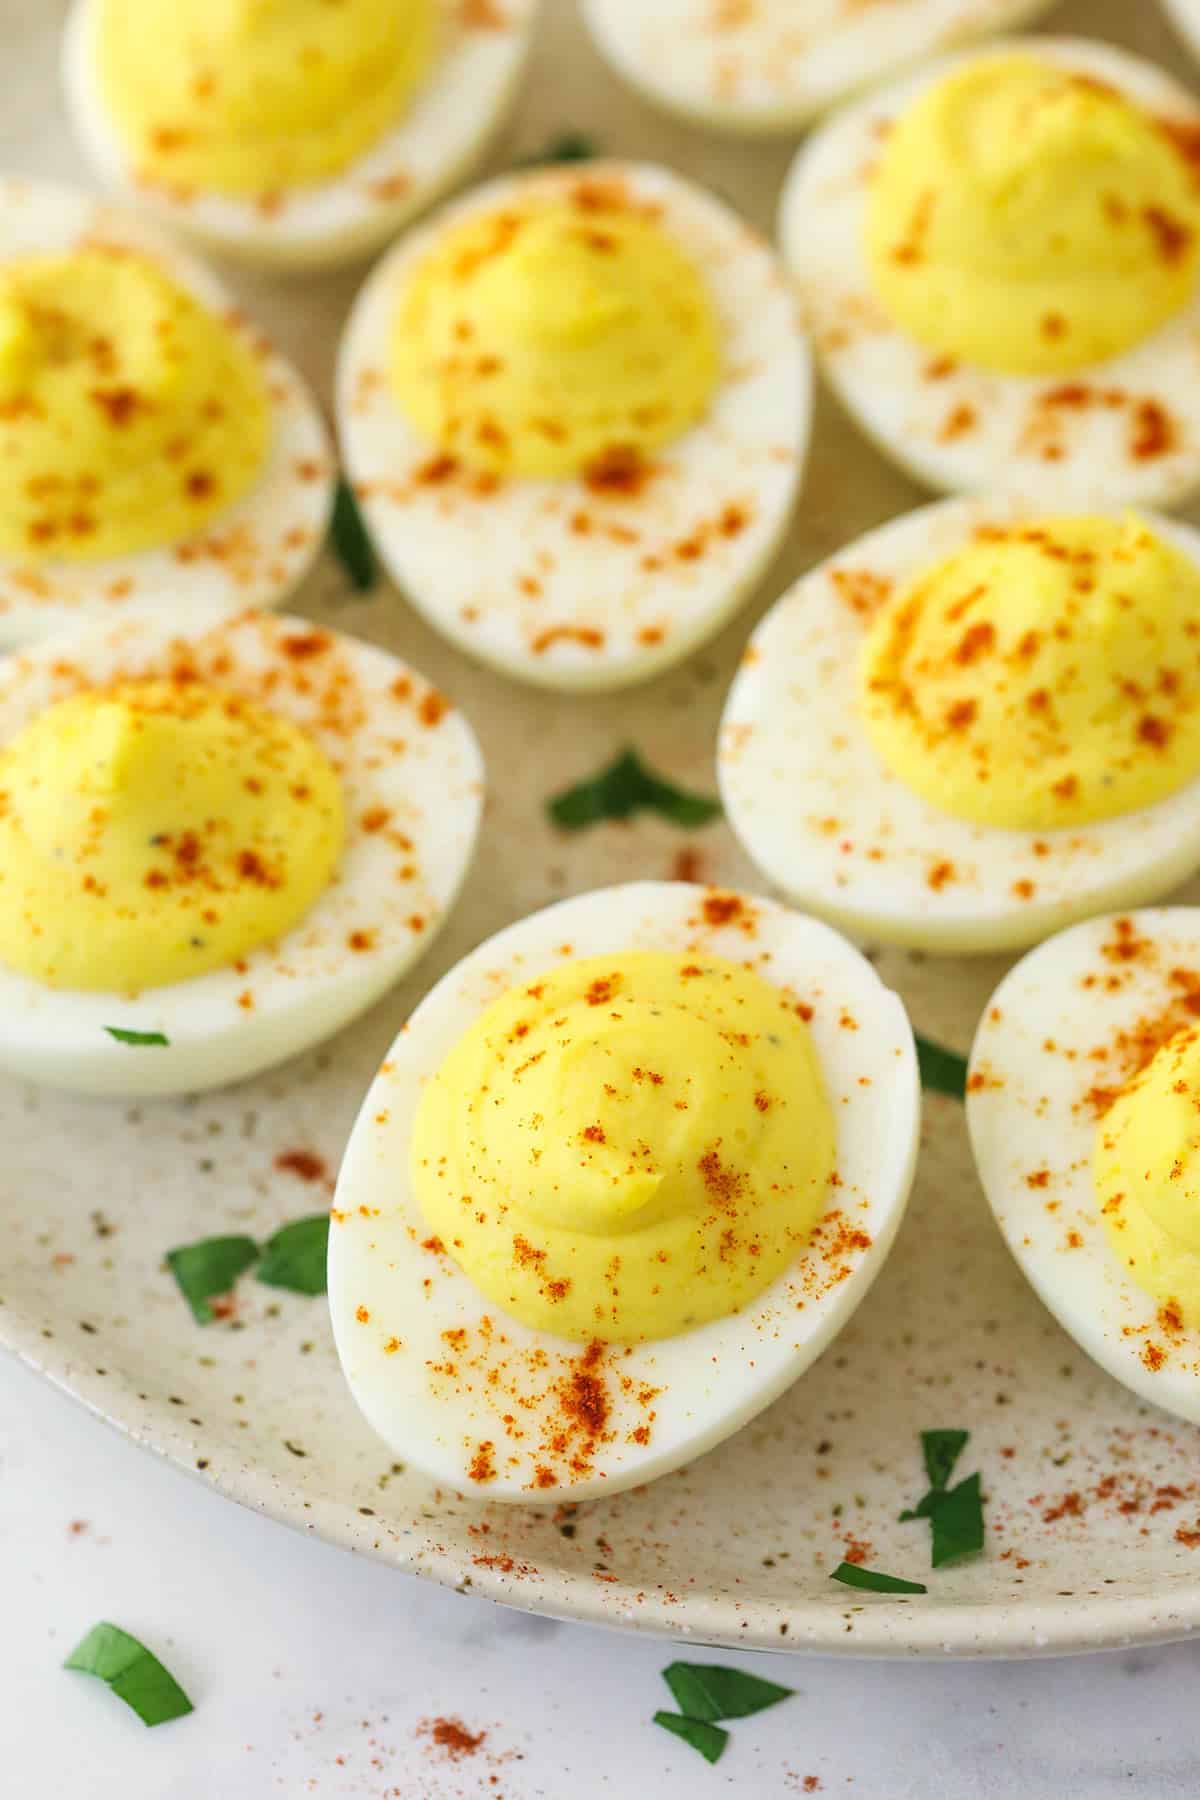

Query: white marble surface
[1,1348,1197,1798]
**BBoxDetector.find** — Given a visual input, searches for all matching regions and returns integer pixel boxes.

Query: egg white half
[63,0,539,270]
[582,0,1054,135]
[1165,0,1200,67]
[337,161,810,692]
[0,180,334,647]
[779,37,1200,509]
[968,907,1200,1425]
[0,610,484,1098]
[328,881,919,1503]
[719,496,1200,955]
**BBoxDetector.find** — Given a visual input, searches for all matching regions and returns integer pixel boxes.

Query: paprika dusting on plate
[274,1148,328,1184]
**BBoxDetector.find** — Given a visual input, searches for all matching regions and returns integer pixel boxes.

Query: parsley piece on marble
[64,1623,193,1727]
[662,1663,792,1722]
[653,1712,729,1764]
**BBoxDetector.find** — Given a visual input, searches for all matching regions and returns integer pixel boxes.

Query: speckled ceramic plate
[6,0,1200,1659]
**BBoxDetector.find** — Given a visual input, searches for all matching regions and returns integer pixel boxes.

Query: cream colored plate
[5,0,1200,1657]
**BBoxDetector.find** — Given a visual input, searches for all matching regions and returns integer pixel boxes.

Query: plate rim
[8,1300,1200,1659]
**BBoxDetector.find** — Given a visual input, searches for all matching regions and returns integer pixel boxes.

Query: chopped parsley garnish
[653,1662,791,1763]
[830,1562,927,1595]
[662,1663,792,1723]
[166,1236,259,1325]
[517,130,599,167]
[329,478,376,592]
[899,1430,986,1566]
[897,1489,941,1523]
[105,1027,169,1047]
[64,1623,193,1727]
[548,749,721,832]
[168,1216,329,1322]
[255,1215,330,1297]
[920,1428,969,1491]
[914,1034,968,1101]
[653,1712,729,1764]
[928,1472,985,1567]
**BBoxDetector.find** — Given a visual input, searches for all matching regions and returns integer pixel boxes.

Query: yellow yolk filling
[411,952,835,1343]
[96,0,436,197]
[389,193,722,480]
[865,55,1200,376]
[859,515,1200,831]
[0,249,269,563]
[1095,1026,1200,1322]
[0,679,344,992]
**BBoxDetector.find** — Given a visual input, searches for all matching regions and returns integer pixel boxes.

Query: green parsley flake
[653,1712,729,1764]
[64,1623,193,1728]
[830,1561,927,1595]
[166,1236,259,1325]
[548,749,721,832]
[921,1428,969,1491]
[517,130,600,167]
[914,1034,968,1101]
[898,1490,941,1523]
[929,1472,986,1567]
[899,1431,986,1566]
[105,1027,169,1047]
[255,1215,330,1297]
[661,1663,792,1723]
[329,478,376,592]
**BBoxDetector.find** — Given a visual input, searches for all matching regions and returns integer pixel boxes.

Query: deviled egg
[64,0,539,269]
[720,497,1200,953]
[968,908,1200,1425]
[780,39,1200,508]
[338,161,810,691]
[328,882,919,1502]
[0,610,483,1098]
[582,0,1054,136]
[0,180,333,646]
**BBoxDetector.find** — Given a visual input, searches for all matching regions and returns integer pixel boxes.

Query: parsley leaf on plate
[166,1235,259,1325]
[830,1562,927,1595]
[64,1623,193,1727]
[914,1034,967,1101]
[921,1428,969,1491]
[899,1432,986,1565]
[548,748,721,832]
[662,1663,792,1723]
[653,1711,729,1764]
[929,1471,986,1568]
[329,478,376,592]
[255,1214,330,1297]
[105,1027,169,1047]
[517,130,599,167]
[898,1491,941,1523]
[169,1215,332,1320]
